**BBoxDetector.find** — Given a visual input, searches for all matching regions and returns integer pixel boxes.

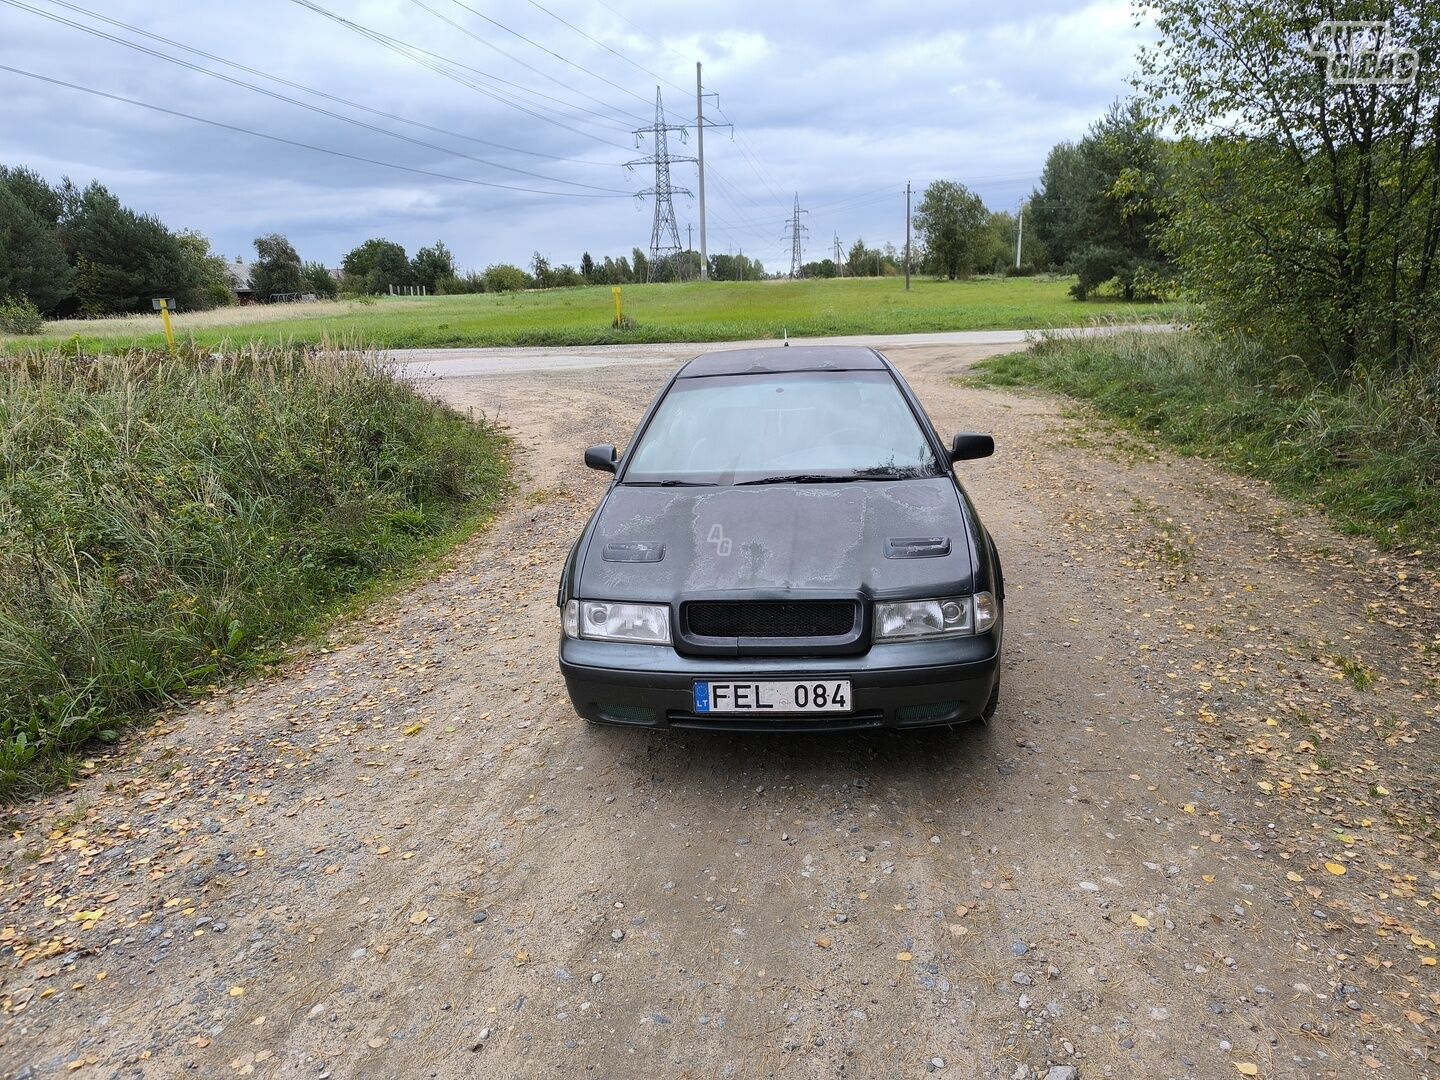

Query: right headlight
[564,600,672,645]
[874,592,996,642]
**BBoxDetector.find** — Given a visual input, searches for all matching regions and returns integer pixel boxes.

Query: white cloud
[0,0,1150,268]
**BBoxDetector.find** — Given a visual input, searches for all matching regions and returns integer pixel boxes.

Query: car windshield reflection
[621,370,943,486]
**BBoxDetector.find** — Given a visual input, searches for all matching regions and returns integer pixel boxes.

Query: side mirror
[950,433,994,462]
[584,444,618,473]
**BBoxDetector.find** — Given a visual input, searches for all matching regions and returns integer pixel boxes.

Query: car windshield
[622,370,943,485]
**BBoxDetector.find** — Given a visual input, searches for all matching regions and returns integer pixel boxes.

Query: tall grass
[971,330,1440,551]
[0,345,508,797]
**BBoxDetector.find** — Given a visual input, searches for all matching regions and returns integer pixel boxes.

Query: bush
[481,263,533,293]
[0,346,509,796]
[0,296,44,335]
[971,330,1440,551]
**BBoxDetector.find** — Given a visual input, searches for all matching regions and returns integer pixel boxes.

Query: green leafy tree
[59,181,186,314]
[1035,100,1172,300]
[481,263,532,292]
[342,238,410,294]
[301,261,339,299]
[410,241,456,292]
[0,183,72,313]
[631,247,649,283]
[1137,1,1440,371]
[580,251,595,280]
[251,234,304,300]
[912,181,990,279]
[531,251,556,289]
[175,231,235,310]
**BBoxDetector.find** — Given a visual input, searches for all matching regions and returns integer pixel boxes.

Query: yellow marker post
[156,297,176,354]
[611,286,623,328]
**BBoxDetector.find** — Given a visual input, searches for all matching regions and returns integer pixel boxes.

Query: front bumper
[559,631,1001,732]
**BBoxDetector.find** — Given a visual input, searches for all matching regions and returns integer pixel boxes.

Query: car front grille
[684,600,857,639]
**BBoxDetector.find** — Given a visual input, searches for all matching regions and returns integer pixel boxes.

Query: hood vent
[602,541,665,563]
[885,536,950,559]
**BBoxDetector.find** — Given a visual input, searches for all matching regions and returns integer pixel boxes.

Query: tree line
[917,0,1440,376]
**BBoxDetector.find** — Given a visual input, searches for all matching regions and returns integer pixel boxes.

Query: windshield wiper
[736,473,889,486]
[624,479,717,487]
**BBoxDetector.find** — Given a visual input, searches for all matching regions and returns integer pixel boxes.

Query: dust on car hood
[578,477,976,601]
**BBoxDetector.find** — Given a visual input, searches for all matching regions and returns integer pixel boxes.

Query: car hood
[578,478,976,601]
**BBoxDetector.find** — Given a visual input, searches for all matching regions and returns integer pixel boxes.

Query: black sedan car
[557,345,1003,732]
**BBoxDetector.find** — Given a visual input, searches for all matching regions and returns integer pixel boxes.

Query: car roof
[676,345,888,378]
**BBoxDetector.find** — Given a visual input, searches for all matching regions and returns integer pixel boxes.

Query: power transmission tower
[627,88,694,282]
[783,194,809,279]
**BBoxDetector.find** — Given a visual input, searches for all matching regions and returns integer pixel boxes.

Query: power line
[522,0,689,97]
[24,0,621,167]
[4,0,628,192]
[0,64,633,199]
[422,0,651,116]
[289,0,637,147]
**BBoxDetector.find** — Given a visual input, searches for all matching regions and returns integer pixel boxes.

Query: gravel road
[2,343,1437,1080]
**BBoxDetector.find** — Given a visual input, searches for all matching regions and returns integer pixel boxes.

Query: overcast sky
[0,0,1152,273]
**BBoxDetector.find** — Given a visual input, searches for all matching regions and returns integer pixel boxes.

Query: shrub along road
[1,344,1437,1078]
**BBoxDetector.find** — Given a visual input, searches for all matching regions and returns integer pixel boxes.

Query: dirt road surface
[3,344,1438,1080]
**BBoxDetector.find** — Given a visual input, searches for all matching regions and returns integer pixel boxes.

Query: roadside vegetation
[972,330,1439,553]
[0,346,509,798]
[2,277,1178,353]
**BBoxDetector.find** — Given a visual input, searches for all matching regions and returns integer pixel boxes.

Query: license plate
[693,680,852,715]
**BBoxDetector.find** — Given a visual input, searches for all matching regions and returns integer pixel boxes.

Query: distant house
[226,256,256,303]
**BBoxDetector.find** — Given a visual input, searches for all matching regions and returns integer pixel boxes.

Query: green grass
[969,330,1440,553]
[6,277,1179,353]
[0,346,510,799]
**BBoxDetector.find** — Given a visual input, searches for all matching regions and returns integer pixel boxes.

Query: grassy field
[0,346,510,798]
[970,330,1439,554]
[7,277,1178,352]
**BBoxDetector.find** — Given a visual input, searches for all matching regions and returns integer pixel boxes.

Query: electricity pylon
[627,88,694,282]
[783,194,809,279]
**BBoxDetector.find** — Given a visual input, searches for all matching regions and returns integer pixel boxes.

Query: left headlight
[563,599,671,645]
[874,592,996,642]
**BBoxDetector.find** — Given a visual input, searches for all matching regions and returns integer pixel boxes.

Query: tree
[531,251,555,289]
[1030,100,1172,300]
[631,247,649,283]
[481,263,531,292]
[912,181,989,279]
[59,181,186,315]
[251,234,304,300]
[410,241,456,292]
[0,165,62,226]
[302,261,339,299]
[342,238,409,294]
[800,258,838,279]
[0,182,72,313]
[1137,1,1440,371]
[580,252,595,280]
[174,231,235,310]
